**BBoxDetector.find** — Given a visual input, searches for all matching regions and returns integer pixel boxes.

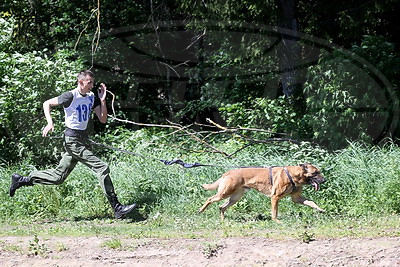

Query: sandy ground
[1,235,399,266]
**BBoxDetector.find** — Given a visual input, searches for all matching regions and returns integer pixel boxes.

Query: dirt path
[1,236,399,266]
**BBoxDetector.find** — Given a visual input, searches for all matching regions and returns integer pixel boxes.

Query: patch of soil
[1,236,399,266]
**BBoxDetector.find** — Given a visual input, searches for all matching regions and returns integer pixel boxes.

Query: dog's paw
[272,218,281,224]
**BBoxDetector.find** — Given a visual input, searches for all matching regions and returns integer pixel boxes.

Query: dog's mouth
[310,176,325,191]
[310,180,320,191]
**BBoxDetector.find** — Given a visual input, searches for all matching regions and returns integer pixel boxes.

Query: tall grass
[1,133,399,226]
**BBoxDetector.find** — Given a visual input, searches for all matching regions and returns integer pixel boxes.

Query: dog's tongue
[313,183,319,191]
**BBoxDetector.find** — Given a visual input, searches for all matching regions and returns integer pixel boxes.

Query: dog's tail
[202,178,221,191]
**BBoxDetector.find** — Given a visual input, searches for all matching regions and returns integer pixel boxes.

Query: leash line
[50,135,298,188]
[49,135,275,169]
[89,139,273,169]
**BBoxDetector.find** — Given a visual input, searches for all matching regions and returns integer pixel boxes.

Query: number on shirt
[76,104,92,122]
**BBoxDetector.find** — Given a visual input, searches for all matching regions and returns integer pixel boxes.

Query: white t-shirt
[58,88,98,130]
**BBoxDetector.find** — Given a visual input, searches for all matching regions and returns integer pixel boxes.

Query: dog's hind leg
[199,179,224,214]
[219,188,245,220]
[198,193,226,214]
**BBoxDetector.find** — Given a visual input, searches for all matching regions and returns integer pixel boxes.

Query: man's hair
[77,70,94,81]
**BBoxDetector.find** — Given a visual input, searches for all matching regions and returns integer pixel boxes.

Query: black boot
[9,173,33,197]
[108,195,137,219]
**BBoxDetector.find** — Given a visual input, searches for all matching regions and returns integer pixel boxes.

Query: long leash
[88,139,272,169]
[49,135,276,169]
[52,136,296,187]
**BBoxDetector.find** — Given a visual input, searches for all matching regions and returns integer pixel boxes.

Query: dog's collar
[283,167,296,190]
[269,167,273,185]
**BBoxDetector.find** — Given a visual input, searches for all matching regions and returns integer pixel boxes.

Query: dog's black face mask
[300,164,326,191]
[309,171,325,191]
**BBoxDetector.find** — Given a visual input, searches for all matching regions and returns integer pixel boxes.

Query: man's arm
[42,97,59,137]
[94,83,107,123]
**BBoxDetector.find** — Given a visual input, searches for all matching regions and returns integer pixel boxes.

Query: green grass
[1,138,400,239]
[0,214,398,239]
[101,237,123,249]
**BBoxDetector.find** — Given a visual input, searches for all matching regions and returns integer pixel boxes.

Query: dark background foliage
[1,0,400,163]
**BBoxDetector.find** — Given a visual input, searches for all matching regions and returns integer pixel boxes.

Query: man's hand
[42,124,54,137]
[98,83,107,102]
[42,96,58,137]
[95,83,108,123]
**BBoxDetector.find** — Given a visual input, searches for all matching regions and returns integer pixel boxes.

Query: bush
[0,17,13,52]
[0,49,84,164]
[303,36,400,149]
[219,96,304,137]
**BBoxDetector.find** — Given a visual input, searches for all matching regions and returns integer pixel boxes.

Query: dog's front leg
[269,184,276,198]
[270,196,281,223]
[291,194,325,212]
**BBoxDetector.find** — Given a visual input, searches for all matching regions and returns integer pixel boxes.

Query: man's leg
[30,152,78,185]
[64,136,137,219]
[10,152,77,197]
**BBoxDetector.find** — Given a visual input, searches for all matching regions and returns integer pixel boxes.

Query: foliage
[219,96,303,137]
[303,36,400,149]
[202,242,224,259]
[28,234,49,257]
[351,35,400,92]
[0,17,14,52]
[299,0,400,46]
[4,0,400,54]
[1,2,400,162]
[101,238,123,250]
[0,48,84,164]
[321,142,400,215]
[1,0,164,52]
[299,230,315,243]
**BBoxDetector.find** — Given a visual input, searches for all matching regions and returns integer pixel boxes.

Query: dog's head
[299,163,325,190]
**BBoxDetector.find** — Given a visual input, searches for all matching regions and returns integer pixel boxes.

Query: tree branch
[106,91,299,158]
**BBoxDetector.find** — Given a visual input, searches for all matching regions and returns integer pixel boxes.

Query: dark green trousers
[29,135,116,198]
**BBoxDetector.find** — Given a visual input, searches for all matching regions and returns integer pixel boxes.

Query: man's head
[77,70,94,94]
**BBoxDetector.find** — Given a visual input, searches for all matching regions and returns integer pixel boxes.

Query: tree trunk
[278,0,301,99]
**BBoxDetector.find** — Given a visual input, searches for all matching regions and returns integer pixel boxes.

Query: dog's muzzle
[310,174,325,191]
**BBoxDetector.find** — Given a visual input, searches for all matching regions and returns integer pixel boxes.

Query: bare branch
[160,61,181,78]
[74,8,98,51]
[107,91,180,129]
[91,0,101,66]
[186,29,206,50]
[205,118,287,135]
[74,0,101,69]
[167,120,230,156]
[106,91,299,158]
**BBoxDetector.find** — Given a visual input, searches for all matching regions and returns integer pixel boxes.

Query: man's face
[79,75,94,94]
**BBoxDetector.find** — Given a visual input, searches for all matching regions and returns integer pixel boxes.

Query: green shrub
[0,49,84,164]
[219,96,304,137]
[0,17,13,52]
[303,36,400,149]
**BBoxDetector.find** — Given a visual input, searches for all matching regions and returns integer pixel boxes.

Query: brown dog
[198,163,326,223]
